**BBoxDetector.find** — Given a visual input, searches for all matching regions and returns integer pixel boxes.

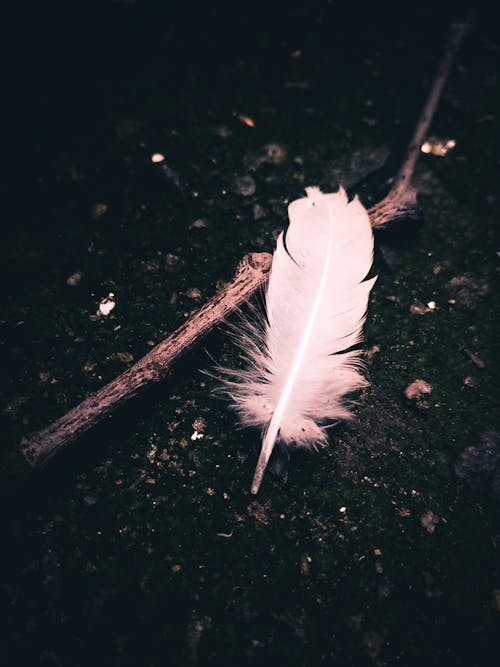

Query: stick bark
[18,18,470,470]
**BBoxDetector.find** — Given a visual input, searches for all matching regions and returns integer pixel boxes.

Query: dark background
[2,2,499,666]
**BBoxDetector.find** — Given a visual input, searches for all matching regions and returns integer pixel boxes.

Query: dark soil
[1,4,499,666]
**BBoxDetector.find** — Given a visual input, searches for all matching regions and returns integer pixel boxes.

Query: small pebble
[410,300,432,315]
[420,510,439,534]
[252,203,266,221]
[190,218,208,229]
[185,287,202,300]
[263,143,287,165]
[165,253,182,272]
[92,203,108,217]
[66,271,84,287]
[232,175,256,196]
[404,379,432,402]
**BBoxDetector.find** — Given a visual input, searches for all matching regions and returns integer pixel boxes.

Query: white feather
[222,186,376,494]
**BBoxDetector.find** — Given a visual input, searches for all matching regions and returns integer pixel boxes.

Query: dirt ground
[1,4,499,666]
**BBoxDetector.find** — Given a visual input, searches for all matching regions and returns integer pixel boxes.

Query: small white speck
[98,293,116,316]
[151,153,165,163]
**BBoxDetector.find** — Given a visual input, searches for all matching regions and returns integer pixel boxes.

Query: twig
[369,17,471,228]
[18,18,470,470]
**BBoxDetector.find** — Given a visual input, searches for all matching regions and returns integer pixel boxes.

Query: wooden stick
[18,18,470,470]
[20,253,272,467]
[369,16,471,229]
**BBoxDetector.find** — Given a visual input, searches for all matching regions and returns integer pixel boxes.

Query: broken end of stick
[235,252,272,278]
[369,186,419,230]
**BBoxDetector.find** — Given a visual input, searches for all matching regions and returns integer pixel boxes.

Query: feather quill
[222,186,376,494]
